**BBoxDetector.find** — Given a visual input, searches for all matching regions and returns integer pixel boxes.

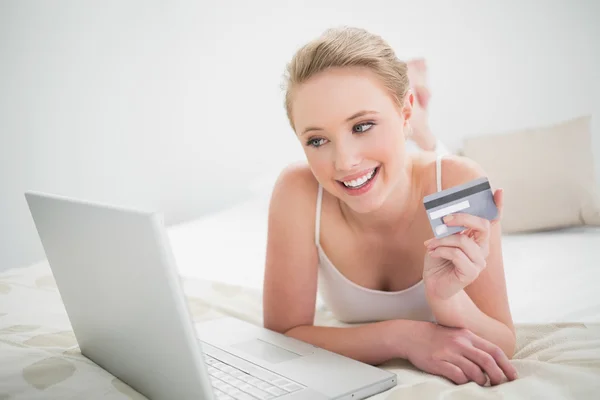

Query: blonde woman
[263,27,518,386]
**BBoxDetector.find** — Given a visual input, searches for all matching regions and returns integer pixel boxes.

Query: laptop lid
[25,191,214,400]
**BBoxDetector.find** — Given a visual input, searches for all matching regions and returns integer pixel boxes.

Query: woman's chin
[338,188,386,214]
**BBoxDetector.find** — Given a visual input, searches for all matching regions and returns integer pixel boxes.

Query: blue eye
[353,122,374,133]
[307,138,327,147]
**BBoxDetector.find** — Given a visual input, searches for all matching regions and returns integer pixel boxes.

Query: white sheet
[168,191,273,291]
[501,227,600,323]
[169,190,600,324]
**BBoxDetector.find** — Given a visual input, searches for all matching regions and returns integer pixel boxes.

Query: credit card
[423,177,498,238]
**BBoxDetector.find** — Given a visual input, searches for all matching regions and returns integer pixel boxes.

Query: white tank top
[315,154,445,324]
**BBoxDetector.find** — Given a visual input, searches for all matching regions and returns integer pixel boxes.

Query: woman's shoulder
[275,161,318,186]
[412,152,488,194]
[269,161,320,218]
[272,161,319,198]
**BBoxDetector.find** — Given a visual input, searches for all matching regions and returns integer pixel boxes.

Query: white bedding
[2,190,600,399]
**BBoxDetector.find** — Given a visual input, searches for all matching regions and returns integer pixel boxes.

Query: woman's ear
[401,90,415,124]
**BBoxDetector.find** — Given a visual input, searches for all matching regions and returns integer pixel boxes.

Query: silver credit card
[423,177,498,238]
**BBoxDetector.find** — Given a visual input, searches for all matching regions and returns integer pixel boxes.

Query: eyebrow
[300,110,379,136]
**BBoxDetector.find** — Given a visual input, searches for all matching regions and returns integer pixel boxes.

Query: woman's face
[291,67,412,213]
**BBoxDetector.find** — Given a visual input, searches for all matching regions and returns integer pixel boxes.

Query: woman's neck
[339,156,425,236]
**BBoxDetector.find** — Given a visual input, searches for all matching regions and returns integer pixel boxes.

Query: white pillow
[461,115,600,233]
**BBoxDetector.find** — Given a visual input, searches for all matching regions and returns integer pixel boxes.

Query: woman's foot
[407,59,437,151]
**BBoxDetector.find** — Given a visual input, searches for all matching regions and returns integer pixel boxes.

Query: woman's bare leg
[407,59,438,151]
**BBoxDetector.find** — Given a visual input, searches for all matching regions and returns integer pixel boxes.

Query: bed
[2,189,600,399]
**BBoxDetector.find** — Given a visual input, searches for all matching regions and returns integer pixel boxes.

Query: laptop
[25,191,397,400]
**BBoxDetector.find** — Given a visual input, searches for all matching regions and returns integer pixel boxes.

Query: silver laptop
[25,191,397,400]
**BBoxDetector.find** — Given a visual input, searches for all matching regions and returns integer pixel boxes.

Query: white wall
[1,0,598,271]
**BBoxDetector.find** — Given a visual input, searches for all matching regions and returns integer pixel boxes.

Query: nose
[334,140,361,172]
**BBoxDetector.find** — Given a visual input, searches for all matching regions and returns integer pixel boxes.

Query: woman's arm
[424,156,516,358]
[285,320,415,366]
[427,289,516,358]
[287,313,518,385]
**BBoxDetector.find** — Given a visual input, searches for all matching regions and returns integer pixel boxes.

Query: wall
[1,0,598,271]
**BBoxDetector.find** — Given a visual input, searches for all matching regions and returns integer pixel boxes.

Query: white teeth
[343,168,376,188]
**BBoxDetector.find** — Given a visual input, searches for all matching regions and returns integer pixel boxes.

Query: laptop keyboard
[204,354,304,400]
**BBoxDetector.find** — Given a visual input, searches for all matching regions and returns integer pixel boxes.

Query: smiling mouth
[338,167,379,189]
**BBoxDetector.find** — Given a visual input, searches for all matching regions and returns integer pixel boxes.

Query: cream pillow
[460,115,600,233]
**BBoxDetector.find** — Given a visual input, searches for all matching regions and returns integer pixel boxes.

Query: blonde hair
[283,26,410,130]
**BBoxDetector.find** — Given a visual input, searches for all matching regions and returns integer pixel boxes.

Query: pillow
[460,115,600,233]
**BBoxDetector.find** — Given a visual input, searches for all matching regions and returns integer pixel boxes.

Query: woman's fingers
[448,355,488,386]
[429,247,478,279]
[470,335,518,382]
[443,213,491,242]
[462,346,507,386]
[437,361,469,385]
[426,234,485,267]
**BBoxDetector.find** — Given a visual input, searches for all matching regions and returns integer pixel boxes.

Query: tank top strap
[436,154,444,192]
[315,184,323,245]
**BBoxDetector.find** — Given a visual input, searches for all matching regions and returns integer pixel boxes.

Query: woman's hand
[406,322,518,386]
[422,189,504,300]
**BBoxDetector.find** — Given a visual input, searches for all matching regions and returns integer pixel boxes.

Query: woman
[263,27,518,386]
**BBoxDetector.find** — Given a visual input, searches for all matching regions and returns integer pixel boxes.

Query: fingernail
[444,214,454,222]
[424,239,432,246]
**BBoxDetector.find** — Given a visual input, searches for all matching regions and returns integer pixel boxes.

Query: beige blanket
[1,262,599,399]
